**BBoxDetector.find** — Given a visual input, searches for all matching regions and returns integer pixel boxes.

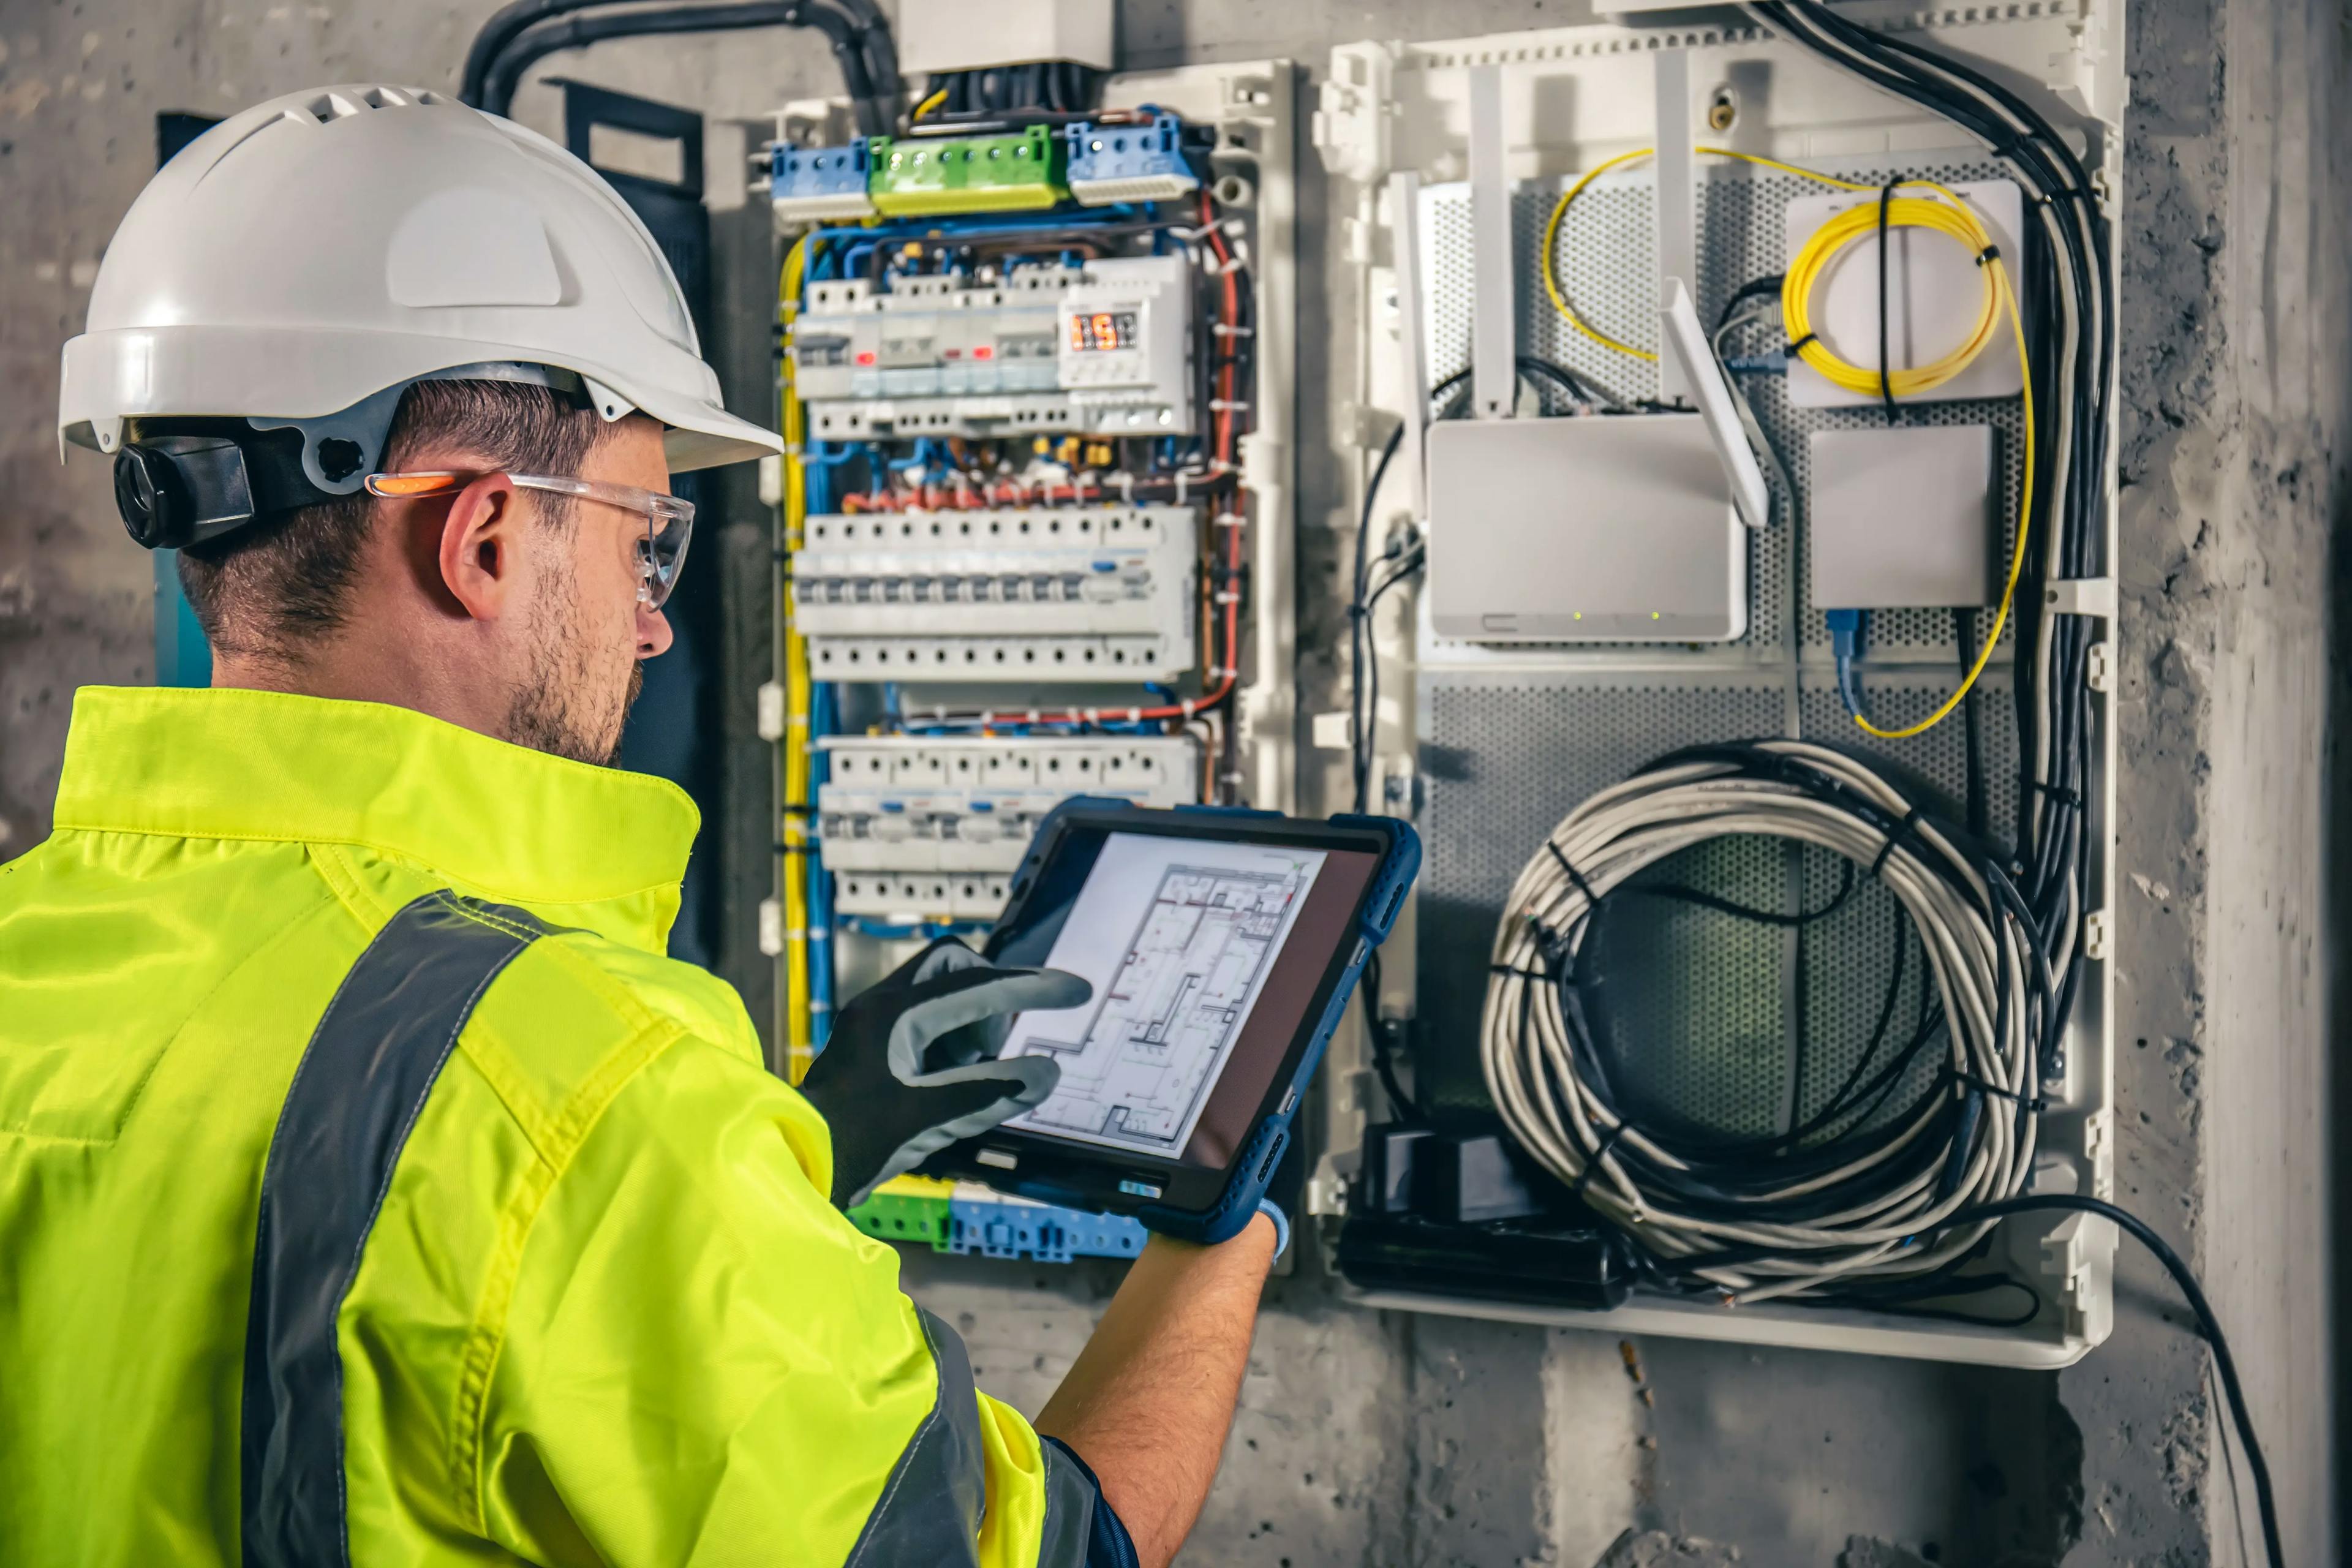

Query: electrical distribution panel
[792,505,1196,681]
[818,734,1196,921]
[764,57,1300,1265]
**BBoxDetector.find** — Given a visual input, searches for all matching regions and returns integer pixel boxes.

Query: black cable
[1360,950,1420,1121]
[481,1,883,130]
[1354,425,1401,823]
[1760,0,2110,1129]
[1932,1195,2282,1568]
[1954,606,1986,838]
[462,0,621,105]
[1714,272,1785,334]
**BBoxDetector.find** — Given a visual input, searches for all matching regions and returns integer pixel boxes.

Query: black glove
[797,937,1091,1208]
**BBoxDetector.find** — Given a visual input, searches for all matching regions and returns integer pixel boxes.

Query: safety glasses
[364,470,695,609]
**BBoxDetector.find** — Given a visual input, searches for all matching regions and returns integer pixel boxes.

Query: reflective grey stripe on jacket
[843,1306,1105,1568]
[241,891,551,1568]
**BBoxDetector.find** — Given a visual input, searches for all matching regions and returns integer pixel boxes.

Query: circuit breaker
[818,734,1197,921]
[791,505,1196,681]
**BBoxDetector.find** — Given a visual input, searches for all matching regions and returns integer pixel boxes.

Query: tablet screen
[997,831,1370,1164]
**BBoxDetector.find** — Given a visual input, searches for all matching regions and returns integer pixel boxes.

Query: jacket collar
[51,686,698,952]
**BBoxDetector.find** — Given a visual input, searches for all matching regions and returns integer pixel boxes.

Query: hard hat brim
[61,324,783,473]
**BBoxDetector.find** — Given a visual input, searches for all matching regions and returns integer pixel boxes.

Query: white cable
[1480,741,2043,1303]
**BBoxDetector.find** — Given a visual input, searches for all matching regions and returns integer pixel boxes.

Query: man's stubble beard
[503,551,646,767]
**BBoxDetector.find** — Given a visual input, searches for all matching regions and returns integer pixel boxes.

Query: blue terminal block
[770,138,876,221]
[1064,111,1204,206]
[944,1183,1148,1264]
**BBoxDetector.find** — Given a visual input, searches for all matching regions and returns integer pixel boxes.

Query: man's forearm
[1035,1213,1277,1567]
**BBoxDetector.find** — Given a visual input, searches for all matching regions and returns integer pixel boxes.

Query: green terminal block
[847,1174,954,1246]
[867,126,1066,217]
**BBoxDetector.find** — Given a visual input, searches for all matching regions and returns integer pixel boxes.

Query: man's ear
[432,473,524,623]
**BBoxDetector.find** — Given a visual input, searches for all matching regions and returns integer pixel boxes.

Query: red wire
[886,192,1247,731]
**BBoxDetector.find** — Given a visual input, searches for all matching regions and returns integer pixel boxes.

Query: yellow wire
[911,86,948,122]
[778,236,815,1081]
[1848,251,2033,741]
[1539,145,1976,366]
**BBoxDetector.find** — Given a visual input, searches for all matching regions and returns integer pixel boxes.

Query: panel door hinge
[2082,908,2111,961]
[1313,42,1395,182]
[2086,641,2113,692]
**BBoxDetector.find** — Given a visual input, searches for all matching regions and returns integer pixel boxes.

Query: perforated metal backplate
[1411,149,2035,1144]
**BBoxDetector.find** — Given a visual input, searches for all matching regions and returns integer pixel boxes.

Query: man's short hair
[177,379,612,660]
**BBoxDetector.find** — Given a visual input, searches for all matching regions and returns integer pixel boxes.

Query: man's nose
[637,605,674,658]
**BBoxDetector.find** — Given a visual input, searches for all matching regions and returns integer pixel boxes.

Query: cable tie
[1081,707,1100,725]
[1975,244,2002,266]
[1215,254,1246,276]
[1544,839,1602,908]
[1212,323,1256,337]
[1784,331,1821,358]
[1180,699,1199,718]
[1208,398,1252,413]
[1213,590,1241,606]
[1126,707,1142,723]
[1117,471,1136,505]
[1174,472,1190,505]
[1868,807,1929,880]
[1567,1120,1630,1203]
[1213,511,1245,529]
[2029,780,2084,807]
[1487,962,1553,983]
[1876,178,1902,423]
[1945,1065,2046,1112]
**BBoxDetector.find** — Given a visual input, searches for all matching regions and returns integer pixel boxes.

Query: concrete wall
[0,0,2337,1561]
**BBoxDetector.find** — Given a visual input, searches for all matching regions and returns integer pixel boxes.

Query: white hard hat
[59,83,780,491]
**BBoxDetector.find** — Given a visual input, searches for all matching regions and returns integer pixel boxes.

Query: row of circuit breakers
[793,257,1195,440]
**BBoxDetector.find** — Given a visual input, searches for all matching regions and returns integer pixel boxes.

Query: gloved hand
[797,937,1091,1209]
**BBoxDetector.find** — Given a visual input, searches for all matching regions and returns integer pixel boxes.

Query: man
[0,84,1280,1567]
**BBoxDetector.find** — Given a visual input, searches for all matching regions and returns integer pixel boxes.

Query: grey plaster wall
[0,0,2338,1562]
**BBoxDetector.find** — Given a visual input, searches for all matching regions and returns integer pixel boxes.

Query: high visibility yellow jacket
[0,686,1111,1567]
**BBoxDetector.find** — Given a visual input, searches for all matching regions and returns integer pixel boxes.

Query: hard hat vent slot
[296,85,437,125]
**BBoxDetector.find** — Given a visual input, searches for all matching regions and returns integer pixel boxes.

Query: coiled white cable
[1480,741,2046,1305]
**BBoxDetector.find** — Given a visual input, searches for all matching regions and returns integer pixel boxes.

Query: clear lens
[638,510,693,609]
